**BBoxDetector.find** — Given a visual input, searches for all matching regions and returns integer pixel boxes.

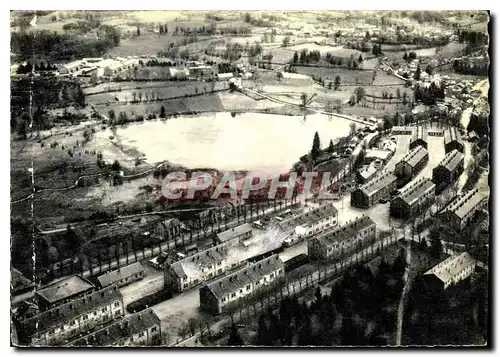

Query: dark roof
[401,146,428,168]
[202,255,284,300]
[35,275,94,304]
[313,215,376,248]
[278,204,337,231]
[216,223,253,243]
[97,262,144,288]
[357,171,397,197]
[436,149,464,172]
[68,309,160,346]
[395,178,435,206]
[20,286,123,338]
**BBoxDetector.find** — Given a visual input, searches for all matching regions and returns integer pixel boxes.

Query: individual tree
[328,82,333,90]
[349,122,357,136]
[414,64,421,80]
[160,105,166,118]
[311,131,321,160]
[354,87,365,104]
[47,246,59,263]
[136,26,141,36]
[429,226,443,258]
[293,51,299,64]
[396,88,401,99]
[358,54,363,63]
[111,160,121,172]
[327,139,335,153]
[138,92,143,102]
[403,52,408,61]
[108,109,116,122]
[227,324,244,346]
[282,36,290,47]
[276,71,283,81]
[334,75,341,90]
[300,92,308,107]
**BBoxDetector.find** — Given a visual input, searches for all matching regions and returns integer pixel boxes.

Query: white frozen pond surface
[100,112,352,173]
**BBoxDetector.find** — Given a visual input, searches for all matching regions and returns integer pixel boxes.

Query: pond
[99,112,354,173]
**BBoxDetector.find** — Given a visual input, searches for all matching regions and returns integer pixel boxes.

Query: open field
[287,43,363,58]
[107,33,178,57]
[87,81,228,105]
[93,92,226,117]
[293,66,374,85]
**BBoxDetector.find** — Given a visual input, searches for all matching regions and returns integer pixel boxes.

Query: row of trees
[413,82,445,105]
[16,62,58,74]
[452,59,489,76]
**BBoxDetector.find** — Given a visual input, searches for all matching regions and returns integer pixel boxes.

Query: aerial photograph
[10,10,490,347]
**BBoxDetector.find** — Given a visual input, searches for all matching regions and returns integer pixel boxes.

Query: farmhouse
[432,149,464,193]
[190,65,213,77]
[423,252,476,290]
[68,309,161,346]
[35,275,95,311]
[199,255,284,315]
[409,126,428,150]
[97,262,145,288]
[390,178,436,219]
[394,146,429,183]
[308,215,376,260]
[440,189,488,231]
[444,127,464,154]
[351,171,398,208]
[16,285,124,346]
[278,203,338,238]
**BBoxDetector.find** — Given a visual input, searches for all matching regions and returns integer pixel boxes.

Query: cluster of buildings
[58,57,140,78]
[13,262,160,346]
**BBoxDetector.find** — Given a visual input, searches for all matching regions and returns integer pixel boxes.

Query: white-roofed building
[424,252,476,290]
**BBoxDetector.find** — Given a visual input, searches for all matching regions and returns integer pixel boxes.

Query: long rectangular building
[409,126,428,150]
[216,223,253,244]
[35,275,95,311]
[440,189,488,231]
[351,171,398,208]
[394,146,429,184]
[199,255,284,315]
[432,149,464,193]
[278,203,338,238]
[68,309,161,346]
[390,178,436,219]
[97,262,145,288]
[444,127,464,154]
[308,215,376,260]
[423,252,476,290]
[16,285,124,346]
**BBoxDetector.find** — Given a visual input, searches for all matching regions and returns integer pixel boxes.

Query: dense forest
[248,251,407,346]
[11,26,120,61]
